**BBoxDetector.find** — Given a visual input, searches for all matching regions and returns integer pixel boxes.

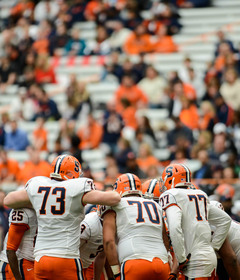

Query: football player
[159,163,232,280]
[142,178,162,202]
[0,207,37,280]
[210,201,240,280]
[101,173,170,280]
[4,155,121,280]
[80,209,105,280]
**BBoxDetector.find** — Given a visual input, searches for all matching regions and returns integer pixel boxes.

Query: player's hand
[179,253,191,271]
[168,273,177,280]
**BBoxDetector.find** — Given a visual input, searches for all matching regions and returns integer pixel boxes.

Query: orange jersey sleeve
[7,223,30,251]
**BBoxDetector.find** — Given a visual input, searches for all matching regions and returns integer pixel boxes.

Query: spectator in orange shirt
[34,54,56,84]
[0,149,20,186]
[115,75,148,112]
[84,0,105,21]
[77,114,103,150]
[120,98,137,130]
[179,97,199,130]
[124,24,154,55]
[154,25,178,53]
[17,146,51,185]
[32,28,50,55]
[32,117,48,151]
[10,0,34,23]
[198,101,216,131]
[136,142,159,174]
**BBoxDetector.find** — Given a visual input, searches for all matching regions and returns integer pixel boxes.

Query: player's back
[113,196,168,264]
[26,176,93,260]
[80,212,103,269]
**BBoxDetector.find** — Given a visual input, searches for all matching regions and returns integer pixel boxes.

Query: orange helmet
[113,173,142,197]
[50,155,82,181]
[162,163,192,190]
[142,179,161,201]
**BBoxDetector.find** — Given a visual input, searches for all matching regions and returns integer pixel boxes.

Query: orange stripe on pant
[34,256,84,280]
[121,258,170,280]
[83,262,105,280]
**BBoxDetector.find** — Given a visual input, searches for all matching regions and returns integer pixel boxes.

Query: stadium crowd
[0,0,240,252]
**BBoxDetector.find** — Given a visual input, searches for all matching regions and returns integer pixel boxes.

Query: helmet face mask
[142,178,161,201]
[162,164,192,190]
[113,173,142,198]
[50,155,82,181]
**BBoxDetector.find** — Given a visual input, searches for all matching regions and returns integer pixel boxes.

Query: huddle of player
[1,155,240,280]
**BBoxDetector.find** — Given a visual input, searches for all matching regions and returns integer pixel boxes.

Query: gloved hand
[179,253,191,271]
[168,273,177,280]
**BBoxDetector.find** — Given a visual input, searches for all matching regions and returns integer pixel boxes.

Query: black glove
[168,273,177,280]
[179,253,191,271]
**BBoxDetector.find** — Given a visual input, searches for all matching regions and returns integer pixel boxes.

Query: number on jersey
[127,200,160,224]
[38,186,66,215]
[188,194,207,221]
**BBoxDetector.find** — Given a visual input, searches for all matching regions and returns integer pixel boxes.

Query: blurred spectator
[34,54,57,84]
[0,56,17,94]
[102,100,124,153]
[0,122,5,147]
[167,117,194,159]
[124,24,153,55]
[104,164,120,186]
[154,25,178,53]
[49,22,70,56]
[115,137,133,173]
[34,0,60,23]
[0,149,20,185]
[66,75,92,120]
[10,87,36,121]
[4,119,29,151]
[136,115,156,141]
[32,117,48,151]
[69,134,82,164]
[18,66,36,88]
[202,78,220,104]
[77,114,103,150]
[133,53,148,82]
[138,66,168,108]
[232,201,240,220]
[84,0,105,21]
[0,190,10,245]
[191,130,212,159]
[125,151,147,179]
[214,94,234,126]
[220,67,240,111]
[32,24,51,55]
[214,42,233,74]
[179,97,199,130]
[10,0,34,24]
[198,101,215,132]
[115,75,148,112]
[85,25,111,55]
[136,143,159,174]
[193,150,212,179]
[108,20,131,51]
[120,98,137,130]
[56,119,76,152]
[215,30,236,57]
[66,0,87,28]
[64,28,86,56]
[132,127,156,155]
[18,146,51,184]
[33,85,61,121]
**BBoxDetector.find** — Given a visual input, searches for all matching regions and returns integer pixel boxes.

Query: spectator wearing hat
[125,151,147,179]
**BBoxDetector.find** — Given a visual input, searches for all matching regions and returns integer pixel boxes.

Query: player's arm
[6,223,30,280]
[83,190,121,207]
[208,204,231,250]
[102,211,120,279]
[4,189,32,209]
[162,217,170,251]
[165,205,187,264]
[94,251,106,280]
[217,237,240,280]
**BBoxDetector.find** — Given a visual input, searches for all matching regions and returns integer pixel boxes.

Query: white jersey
[0,208,37,262]
[80,212,103,269]
[26,176,93,261]
[102,196,168,264]
[228,220,240,263]
[160,188,231,278]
